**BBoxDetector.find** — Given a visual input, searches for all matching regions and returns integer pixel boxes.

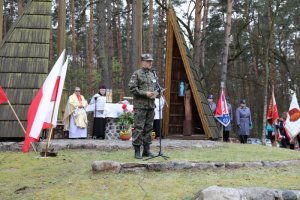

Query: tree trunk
[148,0,154,54]
[106,0,113,88]
[125,0,131,94]
[98,1,110,87]
[131,0,142,71]
[115,0,124,92]
[86,0,94,94]
[261,0,274,145]
[17,0,25,16]
[58,0,66,56]
[71,0,77,63]
[49,26,54,71]
[193,0,202,74]
[220,0,233,87]
[200,0,209,87]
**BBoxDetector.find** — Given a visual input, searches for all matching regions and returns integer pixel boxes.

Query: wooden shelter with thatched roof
[0,0,52,138]
[163,6,220,139]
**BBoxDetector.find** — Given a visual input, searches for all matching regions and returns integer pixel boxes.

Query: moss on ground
[0,143,300,199]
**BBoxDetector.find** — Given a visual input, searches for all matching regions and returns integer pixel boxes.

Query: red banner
[0,86,8,104]
[266,89,279,125]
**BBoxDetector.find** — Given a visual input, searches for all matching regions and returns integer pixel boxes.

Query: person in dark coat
[223,97,233,142]
[236,99,252,144]
[276,112,290,148]
[90,85,107,139]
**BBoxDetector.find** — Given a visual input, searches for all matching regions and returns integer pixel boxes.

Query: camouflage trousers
[132,108,155,146]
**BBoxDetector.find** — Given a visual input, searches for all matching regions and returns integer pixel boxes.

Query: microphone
[151,68,158,78]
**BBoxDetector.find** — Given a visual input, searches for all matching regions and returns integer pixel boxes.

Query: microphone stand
[93,96,98,139]
[144,69,169,161]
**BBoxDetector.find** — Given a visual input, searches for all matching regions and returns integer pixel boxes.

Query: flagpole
[44,95,58,157]
[7,100,37,153]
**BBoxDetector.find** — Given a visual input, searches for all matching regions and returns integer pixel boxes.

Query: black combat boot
[142,144,154,157]
[134,145,142,159]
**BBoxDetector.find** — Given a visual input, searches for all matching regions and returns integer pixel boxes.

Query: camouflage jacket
[128,68,158,109]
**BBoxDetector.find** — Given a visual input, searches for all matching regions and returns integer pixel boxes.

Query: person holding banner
[223,97,233,142]
[63,87,88,139]
[89,85,107,139]
[207,94,216,113]
[276,112,290,148]
[236,99,252,144]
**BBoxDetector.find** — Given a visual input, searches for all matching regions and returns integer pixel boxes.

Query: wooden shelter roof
[163,6,220,139]
[0,0,52,137]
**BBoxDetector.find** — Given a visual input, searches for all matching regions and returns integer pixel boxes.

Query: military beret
[141,53,154,61]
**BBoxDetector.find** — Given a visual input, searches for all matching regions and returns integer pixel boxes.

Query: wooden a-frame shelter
[0,0,52,138]
[163,6,220,139]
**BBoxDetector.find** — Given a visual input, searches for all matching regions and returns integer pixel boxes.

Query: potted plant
[117,104,134,140]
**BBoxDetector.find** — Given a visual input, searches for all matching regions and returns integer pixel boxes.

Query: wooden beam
[163,8,174,136]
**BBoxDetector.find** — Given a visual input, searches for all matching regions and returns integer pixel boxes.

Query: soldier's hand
[146,92,154,98]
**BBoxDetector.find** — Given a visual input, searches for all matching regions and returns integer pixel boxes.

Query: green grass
[0,143,300,200]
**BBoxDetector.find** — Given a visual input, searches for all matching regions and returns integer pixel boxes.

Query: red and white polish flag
[23,50,67,153]
[266,89,279,125]
[285,93,300,141]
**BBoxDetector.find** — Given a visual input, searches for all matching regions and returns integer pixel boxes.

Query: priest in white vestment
[63,87,88,138]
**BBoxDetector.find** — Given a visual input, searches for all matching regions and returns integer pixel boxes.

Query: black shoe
[142,144,154,157]
[134,146,142,159]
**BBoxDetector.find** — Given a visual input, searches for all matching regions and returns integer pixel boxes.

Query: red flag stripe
[23,87,43,153]
[51,77,61,101]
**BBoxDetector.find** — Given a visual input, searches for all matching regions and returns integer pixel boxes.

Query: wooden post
[44,100,58,157]
[57,0,66,55]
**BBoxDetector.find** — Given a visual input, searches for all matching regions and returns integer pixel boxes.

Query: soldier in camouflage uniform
[128,53,158,159]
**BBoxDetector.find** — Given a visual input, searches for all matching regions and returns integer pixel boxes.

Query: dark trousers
[93,117,106,139]
[223,130,229,142]
[239,135,248,144]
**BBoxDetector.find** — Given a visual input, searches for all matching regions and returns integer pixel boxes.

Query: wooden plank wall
[0,0,52,138]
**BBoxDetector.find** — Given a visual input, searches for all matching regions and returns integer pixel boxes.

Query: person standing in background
[153,97,165,139]
[90,85,107,139]
[223,97,233,142]
[63,87,88,139]
[207,94,216,113]
[236,99,252,144]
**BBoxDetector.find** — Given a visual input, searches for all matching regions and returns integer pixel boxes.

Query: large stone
[92,160,121,173]
[282,190,298,200]
[195,186,300,200]
[196,186,241,200]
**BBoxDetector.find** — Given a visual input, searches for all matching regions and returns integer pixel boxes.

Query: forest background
[1,0,300,138]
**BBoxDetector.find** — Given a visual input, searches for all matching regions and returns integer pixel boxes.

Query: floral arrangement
[117,103,134,128]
